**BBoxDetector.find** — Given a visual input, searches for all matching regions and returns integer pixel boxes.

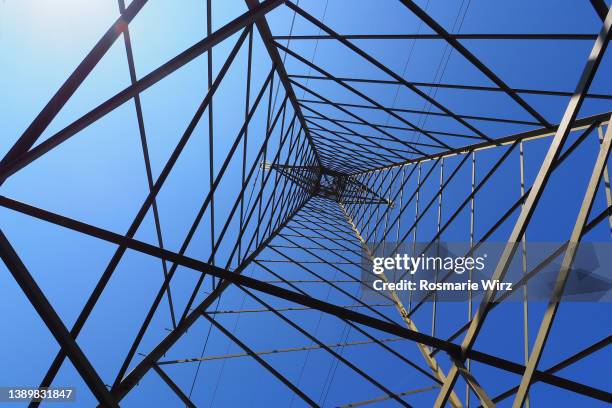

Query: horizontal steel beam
[272,33,598,40]
[290,74,612,100]
[590,0,609,21]
[300,98,541,126]
[355,111,611,175]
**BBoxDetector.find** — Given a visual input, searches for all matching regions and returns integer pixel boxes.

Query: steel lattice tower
[1,1,611,407]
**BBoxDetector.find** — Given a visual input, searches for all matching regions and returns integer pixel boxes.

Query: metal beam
[290,74,612,101]
[272,33,599,40]
[590,0,609,21]
[433,8,612,406]
[201,313,318,407]
[151,365,196,408]
[355,111,610,175]
[490,335,612,404]
[117,0,176,329]
[245,0,322,166]
[298,98,541,126]
[512,113,612,407]
[0,0,148,176]
[0,231,117,407]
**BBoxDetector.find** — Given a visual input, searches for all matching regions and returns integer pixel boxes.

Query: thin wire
[288,230,338,406]
[414,0,473,147]
[208,270,253,407]
[383,0,431,133]
[319,307,353,405]
[300,0,330,99]
[187,295,223,399]
[270,0,301,121]
[186,107,265,404]
[320,209,364,406]
[187,2,472,405]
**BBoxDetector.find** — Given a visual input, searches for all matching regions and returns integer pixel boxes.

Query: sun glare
[23,0,116,33]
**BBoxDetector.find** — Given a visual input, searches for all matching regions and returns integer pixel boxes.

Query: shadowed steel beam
[590,0,609,21]
[0,197,610,403]
[240,25,254,263]
[512,114,612,407]
[151,365,196,408]
[201,313,318,407]
[207,303,394,314]
[0,0,148,177]
[433,8,612,406]
[0,231,118,408]
[245,0,321,166]
[0,0,284,183]
[273,33,599,40]
[289,74,612,100]
[397,0,551,127]
[207,0,217,278]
